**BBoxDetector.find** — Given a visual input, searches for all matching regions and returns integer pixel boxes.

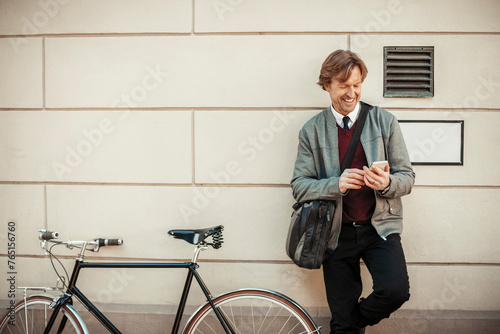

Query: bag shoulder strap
[293,102,371,209]
[340,102,371,173]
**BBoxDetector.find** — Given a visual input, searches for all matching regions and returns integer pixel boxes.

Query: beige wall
[1,0,499,327]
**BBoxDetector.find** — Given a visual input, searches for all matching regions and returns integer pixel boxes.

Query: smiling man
[291,50,415,334]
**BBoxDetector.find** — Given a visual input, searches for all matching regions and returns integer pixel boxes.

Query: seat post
[192,244,208,263]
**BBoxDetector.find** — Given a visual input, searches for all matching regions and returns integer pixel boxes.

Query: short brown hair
[317,50,368,90]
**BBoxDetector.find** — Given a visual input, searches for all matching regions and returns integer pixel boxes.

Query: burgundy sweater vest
[338,122,376,225]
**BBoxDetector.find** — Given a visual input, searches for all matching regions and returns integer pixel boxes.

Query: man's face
[324,66,362,116]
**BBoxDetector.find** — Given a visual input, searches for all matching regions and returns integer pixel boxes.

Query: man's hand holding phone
[363,161,390,191]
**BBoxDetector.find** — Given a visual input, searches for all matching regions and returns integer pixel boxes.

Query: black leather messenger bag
[286,103,370,269]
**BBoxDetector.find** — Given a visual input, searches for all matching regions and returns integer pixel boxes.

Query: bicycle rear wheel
[183,289,318,334]
[0,295,87,334]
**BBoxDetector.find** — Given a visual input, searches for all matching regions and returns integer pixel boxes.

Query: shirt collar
[330,102,361,129]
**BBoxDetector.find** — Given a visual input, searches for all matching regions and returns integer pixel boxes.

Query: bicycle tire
[0,295,88,334]
[183,288,318,334]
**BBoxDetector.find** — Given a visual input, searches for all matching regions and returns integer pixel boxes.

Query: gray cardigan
[291,103,415,251]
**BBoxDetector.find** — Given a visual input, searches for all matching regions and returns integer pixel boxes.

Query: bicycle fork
[43,294,72,334]
[17,287,70,334]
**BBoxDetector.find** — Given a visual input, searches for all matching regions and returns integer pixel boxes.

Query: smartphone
[371,160,388,170]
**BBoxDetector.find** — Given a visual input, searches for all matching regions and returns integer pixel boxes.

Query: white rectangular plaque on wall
[398,120,464,165]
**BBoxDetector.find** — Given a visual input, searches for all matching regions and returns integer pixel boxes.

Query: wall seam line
[191,0,195,35]
[1,182,500,189]
[1,254,499,267]
[1,32,500,39]
[1,107,499,112]
[192,110,196,185]
[44,184,48,230]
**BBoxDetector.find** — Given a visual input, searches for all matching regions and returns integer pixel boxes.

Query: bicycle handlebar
[95,238,123,247]
[39,230,60,240]
[38,228,123,253]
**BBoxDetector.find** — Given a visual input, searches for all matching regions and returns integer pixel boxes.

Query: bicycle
[0,225,320,333]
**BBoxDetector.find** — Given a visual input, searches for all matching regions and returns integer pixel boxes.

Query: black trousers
[322,223,410,334]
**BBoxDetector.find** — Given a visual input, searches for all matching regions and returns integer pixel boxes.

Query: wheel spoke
[0,296,85,334]
[183,290,317,334]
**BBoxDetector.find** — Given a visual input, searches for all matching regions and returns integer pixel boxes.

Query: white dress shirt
[330,102,361,129]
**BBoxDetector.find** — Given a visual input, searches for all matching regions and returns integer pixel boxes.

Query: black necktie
[342,116,350,130]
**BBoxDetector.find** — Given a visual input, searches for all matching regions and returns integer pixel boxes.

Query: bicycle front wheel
[183,289,318,334]
[0,295,87,334]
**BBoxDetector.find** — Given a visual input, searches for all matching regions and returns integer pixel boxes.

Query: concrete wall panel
[0,0,192,35]
[195,0,500,34]
[0,110,192,183]
[352,35,500,110]
[0,38,43,108]
[45,35,343,108]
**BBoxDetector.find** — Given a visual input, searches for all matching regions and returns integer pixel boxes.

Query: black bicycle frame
[43,259,233,334]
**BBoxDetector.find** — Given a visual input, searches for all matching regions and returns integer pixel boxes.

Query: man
[291,50,415,333]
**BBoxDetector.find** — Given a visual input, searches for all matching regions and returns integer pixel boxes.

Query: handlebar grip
[96,238,123,247]
[39,231,60,240]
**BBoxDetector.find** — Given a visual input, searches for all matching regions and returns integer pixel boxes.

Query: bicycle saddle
[168,225,224,245]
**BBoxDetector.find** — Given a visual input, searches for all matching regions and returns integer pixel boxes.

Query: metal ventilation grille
[384,46,434,98]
